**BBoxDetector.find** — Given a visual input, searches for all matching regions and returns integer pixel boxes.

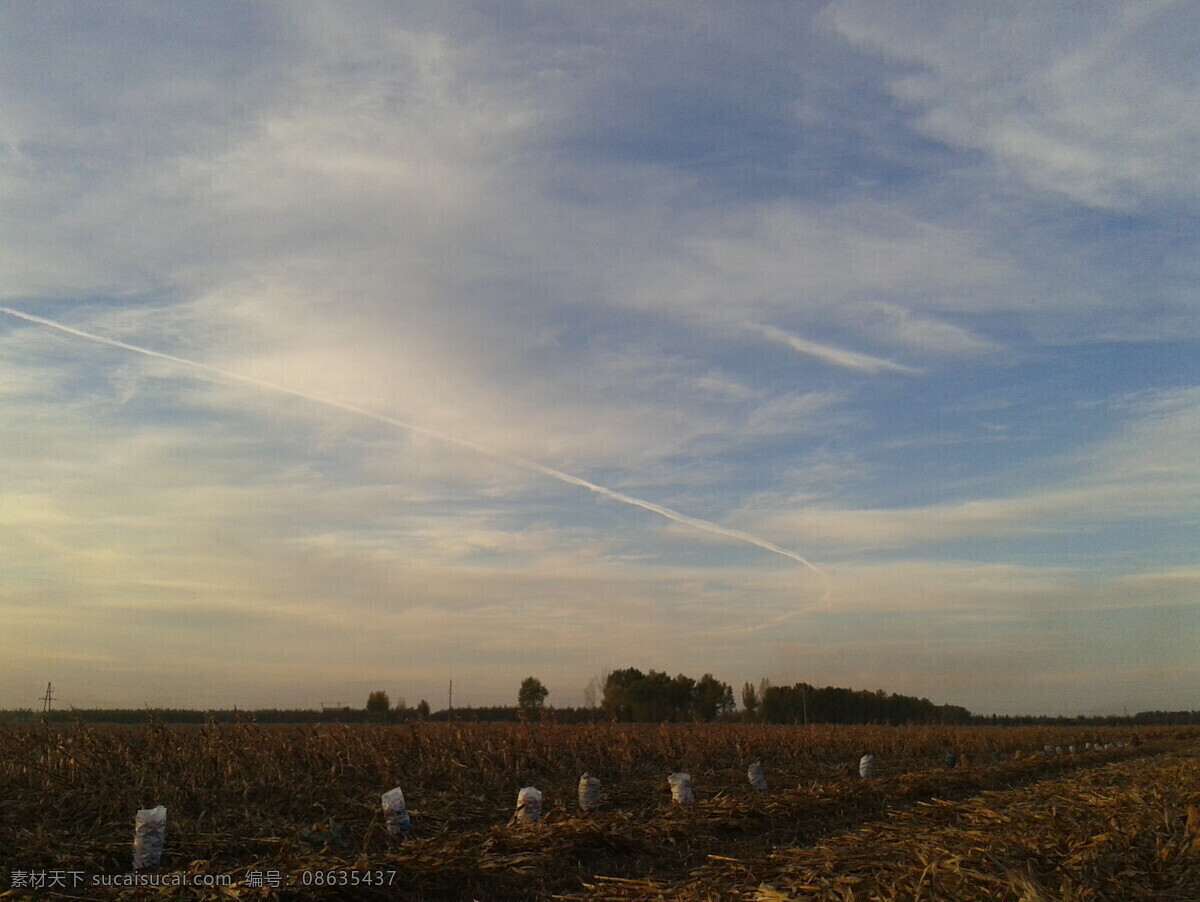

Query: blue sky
[1,2,1196,715]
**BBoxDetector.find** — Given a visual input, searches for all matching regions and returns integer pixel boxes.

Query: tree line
[741,681,972,725]
[6,670,1197,725]
[599,668,735,722]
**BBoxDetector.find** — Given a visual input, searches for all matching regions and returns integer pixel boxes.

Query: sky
[1,2,1197,717]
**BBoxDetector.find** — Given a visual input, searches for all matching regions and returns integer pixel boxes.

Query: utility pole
[41,682,55,714]
[448,679,453,714]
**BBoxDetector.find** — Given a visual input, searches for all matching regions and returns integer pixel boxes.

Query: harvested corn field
[1,721,1196,900]
[577,747,1200,901]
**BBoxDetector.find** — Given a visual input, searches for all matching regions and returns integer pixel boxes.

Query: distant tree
[602,668,729,722]
[695,673,735,721]
[416,699,431,719]
[602,668,645,721]
[518,677,549,715]
[741,681,759,721]
[366,690,390,719]
[760,684,795,722]
[668,673,697,721]
[583,675,602,712]
[628,670,672,721]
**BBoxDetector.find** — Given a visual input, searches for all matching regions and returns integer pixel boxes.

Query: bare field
[2,722,1197,900]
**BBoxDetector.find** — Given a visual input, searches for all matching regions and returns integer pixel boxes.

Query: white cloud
[861,302,1000,357]
[826,1,1200,209]
[744,321,922,374]
[749,385,1200,553]
[625,199,1011,316]
[741,391,846,438]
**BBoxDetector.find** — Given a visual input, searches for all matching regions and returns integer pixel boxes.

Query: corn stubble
[0,721,1196,900]
[570,749,1200,902]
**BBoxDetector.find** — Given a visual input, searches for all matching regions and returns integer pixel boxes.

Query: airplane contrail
[0,305,827,583]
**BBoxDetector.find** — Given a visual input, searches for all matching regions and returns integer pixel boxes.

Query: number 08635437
[298,870,397,887]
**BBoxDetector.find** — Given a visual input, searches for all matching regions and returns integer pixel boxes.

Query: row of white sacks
[132,742,1137,866]
[515,758,860,826]
[1042,741,1132,755]
[507,741,1137,826]
[131,761,813,866]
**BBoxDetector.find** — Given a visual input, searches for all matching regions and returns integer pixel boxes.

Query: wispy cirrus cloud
[749,386,1200,559]
[743,321,923,375]
[826,1,1200,211]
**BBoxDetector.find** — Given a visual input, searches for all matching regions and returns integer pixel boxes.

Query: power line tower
[41,682,55,714]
